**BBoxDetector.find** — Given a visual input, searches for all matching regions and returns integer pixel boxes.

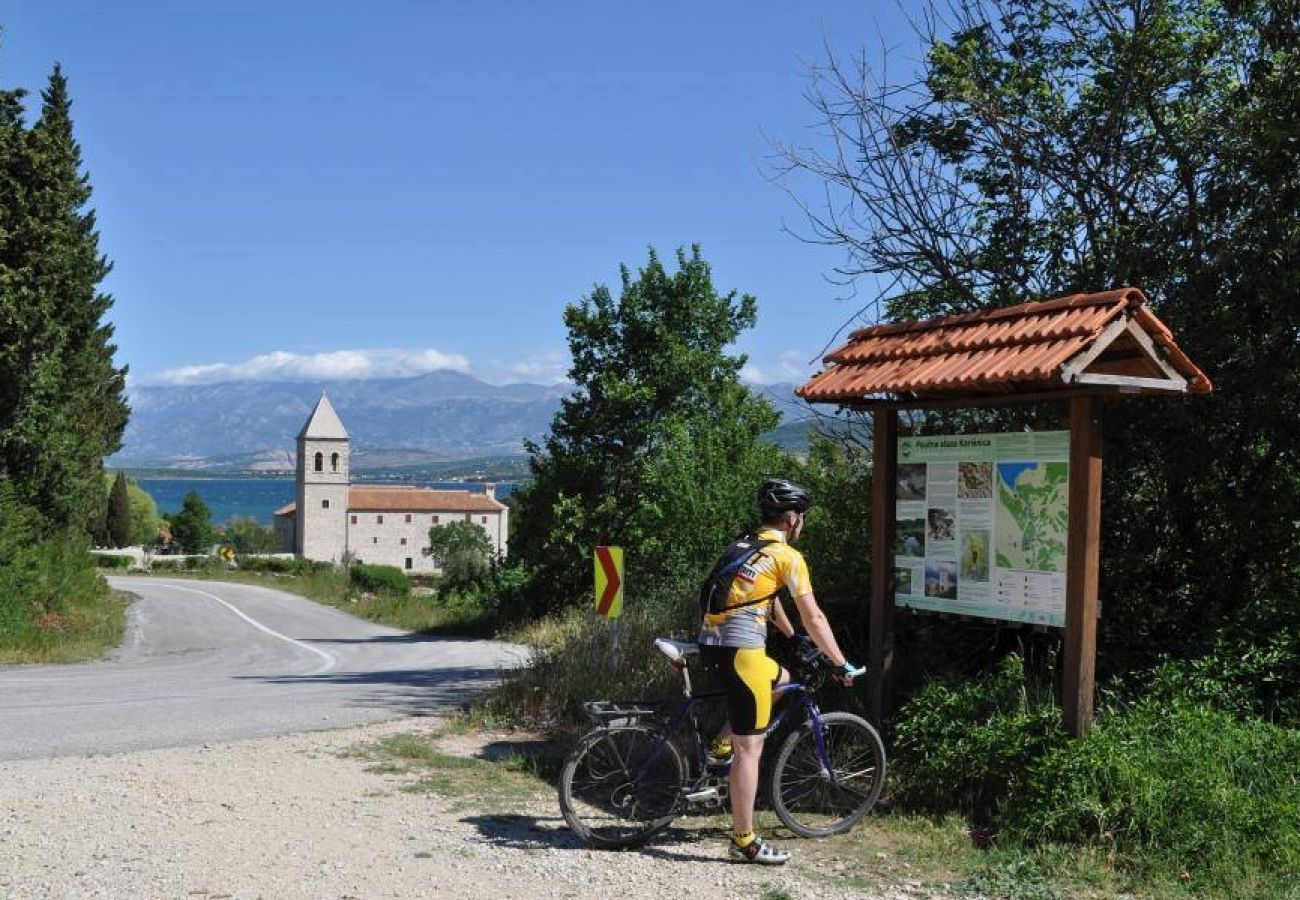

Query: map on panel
[893,431,1070,627]
[994,462,1069,574]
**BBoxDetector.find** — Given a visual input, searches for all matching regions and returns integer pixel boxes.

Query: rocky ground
[0,718,954,900]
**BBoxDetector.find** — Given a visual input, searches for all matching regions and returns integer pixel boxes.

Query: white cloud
[146,348,472,386]
[741,351,815,386]
[483,350,571,385]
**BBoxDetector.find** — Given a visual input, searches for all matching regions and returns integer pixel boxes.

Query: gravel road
[0,719,943,900]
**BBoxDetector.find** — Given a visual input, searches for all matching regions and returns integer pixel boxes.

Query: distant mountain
[112,371,571,469]
[111,372,826,471]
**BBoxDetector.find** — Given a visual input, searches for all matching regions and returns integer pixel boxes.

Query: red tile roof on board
[273,486,505,518]
[796,287,1211,404]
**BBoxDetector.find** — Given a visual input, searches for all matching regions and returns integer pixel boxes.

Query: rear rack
[582,700,663,726]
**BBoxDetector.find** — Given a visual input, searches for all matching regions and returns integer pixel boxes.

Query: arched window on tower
[331,452,339,472]
[314,451,323,472]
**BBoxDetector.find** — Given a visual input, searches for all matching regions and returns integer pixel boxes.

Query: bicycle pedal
[683,786,719,803]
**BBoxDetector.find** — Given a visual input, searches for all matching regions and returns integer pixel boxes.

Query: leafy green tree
[125,479,161,547]
[106,472,131,548]
[425,520,495,595]
[0,64,128,534]
[221,516,280,555]
[510,246,787,614]
[169,491,212,555]
[774,0,1300,670]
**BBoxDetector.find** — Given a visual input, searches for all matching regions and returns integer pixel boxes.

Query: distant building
[273,394,508,573]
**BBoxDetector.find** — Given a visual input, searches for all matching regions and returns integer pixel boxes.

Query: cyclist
[698,478,861,864]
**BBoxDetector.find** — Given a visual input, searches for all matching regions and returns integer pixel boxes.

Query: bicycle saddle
[653,637,698,662]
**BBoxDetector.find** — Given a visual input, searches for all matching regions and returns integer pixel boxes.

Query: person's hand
[834,661,866,685]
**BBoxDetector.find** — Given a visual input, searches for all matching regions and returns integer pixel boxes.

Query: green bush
[0,486,122,662]
[1123,635,1300,727]
[891,654,1068,824]
[475,578,700,727]
[350,562,410,597]
[1008,698,1300,888]
[92,553,132,569]
[148,557,185,571]
[235,555,328,575]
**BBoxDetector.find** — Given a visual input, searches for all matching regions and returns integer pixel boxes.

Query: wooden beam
[868,409,898,727]
[1063,396,1103,737]
[1059,315,1131,384]
[839,386,1114,413]
[1071,373,1187,392]
[1121,319,1187,383]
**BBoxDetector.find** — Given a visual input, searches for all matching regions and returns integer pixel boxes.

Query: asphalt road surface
[0,577,527,760]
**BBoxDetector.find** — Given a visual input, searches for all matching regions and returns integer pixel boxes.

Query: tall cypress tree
[106,471,130,548]
[0,63,128,532]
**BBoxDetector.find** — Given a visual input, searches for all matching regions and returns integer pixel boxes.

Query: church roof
[273,486,506,518]
[347,486,506,512]
[298,393,348,440]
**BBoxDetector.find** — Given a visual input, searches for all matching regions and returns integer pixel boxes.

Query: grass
[0,588,131,665]
[350,729,561,812]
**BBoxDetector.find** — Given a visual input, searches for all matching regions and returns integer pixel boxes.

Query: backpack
[698,533,777,617]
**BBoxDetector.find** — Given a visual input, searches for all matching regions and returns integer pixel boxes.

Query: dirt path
[0,719,947,900]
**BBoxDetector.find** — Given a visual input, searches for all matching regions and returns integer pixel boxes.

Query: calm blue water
[138,479,516,526]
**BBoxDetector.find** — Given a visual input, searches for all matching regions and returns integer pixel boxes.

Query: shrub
[237,555,296,574]
[1008,698,1300,888]
[350,562,410,597]
[148,557,185,571]
[891,654,1068,824]
[1122,636,1300,727]
[92,553,132,569]
[474,578,701,728]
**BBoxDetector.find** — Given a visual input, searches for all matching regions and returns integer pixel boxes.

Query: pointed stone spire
[298,392,348,440]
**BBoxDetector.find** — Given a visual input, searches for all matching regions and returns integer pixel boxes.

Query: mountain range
[111,371,814,472]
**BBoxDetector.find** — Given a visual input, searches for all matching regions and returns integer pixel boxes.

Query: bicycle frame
[610,668,838,806]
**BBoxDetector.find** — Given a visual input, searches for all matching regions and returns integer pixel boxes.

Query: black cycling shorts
[700,645,783,735]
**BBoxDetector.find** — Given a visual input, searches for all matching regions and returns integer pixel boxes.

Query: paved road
[0,578,527,759]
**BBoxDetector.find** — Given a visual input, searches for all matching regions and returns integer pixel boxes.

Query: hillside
[111,374,824,471]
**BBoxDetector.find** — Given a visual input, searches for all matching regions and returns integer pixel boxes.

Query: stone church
[273,394,508,573]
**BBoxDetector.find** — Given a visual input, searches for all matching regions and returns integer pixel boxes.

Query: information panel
[893,431,1070,627]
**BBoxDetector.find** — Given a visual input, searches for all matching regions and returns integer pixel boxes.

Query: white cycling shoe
[728,835,791,865]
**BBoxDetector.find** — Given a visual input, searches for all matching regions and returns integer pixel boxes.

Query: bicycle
[558,637,887,849]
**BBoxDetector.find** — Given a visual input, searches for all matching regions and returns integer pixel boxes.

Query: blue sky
[4,2,924,388]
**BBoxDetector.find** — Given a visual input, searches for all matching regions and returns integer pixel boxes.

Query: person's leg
[724,650,791,864]
[729,732,763,834]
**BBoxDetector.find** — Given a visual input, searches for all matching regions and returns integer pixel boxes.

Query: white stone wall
[347,510,507,574]
[297,436,350,563]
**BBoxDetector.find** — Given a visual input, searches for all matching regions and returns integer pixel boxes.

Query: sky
[3,1,926,388]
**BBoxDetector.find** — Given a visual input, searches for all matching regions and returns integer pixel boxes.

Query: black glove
[792,633,819,661]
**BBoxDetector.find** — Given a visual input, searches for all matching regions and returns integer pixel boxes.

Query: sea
[137,478,516,526]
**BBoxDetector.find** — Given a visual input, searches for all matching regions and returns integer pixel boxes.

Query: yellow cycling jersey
[698,528,813,649]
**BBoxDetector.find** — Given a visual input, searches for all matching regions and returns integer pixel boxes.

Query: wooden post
[868,409,898,727]
[1063,396,1103,737]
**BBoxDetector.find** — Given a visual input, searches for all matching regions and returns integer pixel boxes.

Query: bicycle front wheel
[558,724,686,849]
[770,711,886,837]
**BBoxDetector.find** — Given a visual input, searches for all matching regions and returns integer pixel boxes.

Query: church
[273,394,509,573]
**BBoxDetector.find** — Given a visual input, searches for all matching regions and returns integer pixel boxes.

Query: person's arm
[792,592,847,667]
[770,595,797,640]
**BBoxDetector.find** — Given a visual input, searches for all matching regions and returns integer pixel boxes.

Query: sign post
[595,546,624,666]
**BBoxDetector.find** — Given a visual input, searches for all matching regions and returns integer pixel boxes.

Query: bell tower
[295,392,350,562]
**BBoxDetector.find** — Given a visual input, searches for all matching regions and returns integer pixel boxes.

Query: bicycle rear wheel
[770,711,886,837]
[558,724,686,849]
